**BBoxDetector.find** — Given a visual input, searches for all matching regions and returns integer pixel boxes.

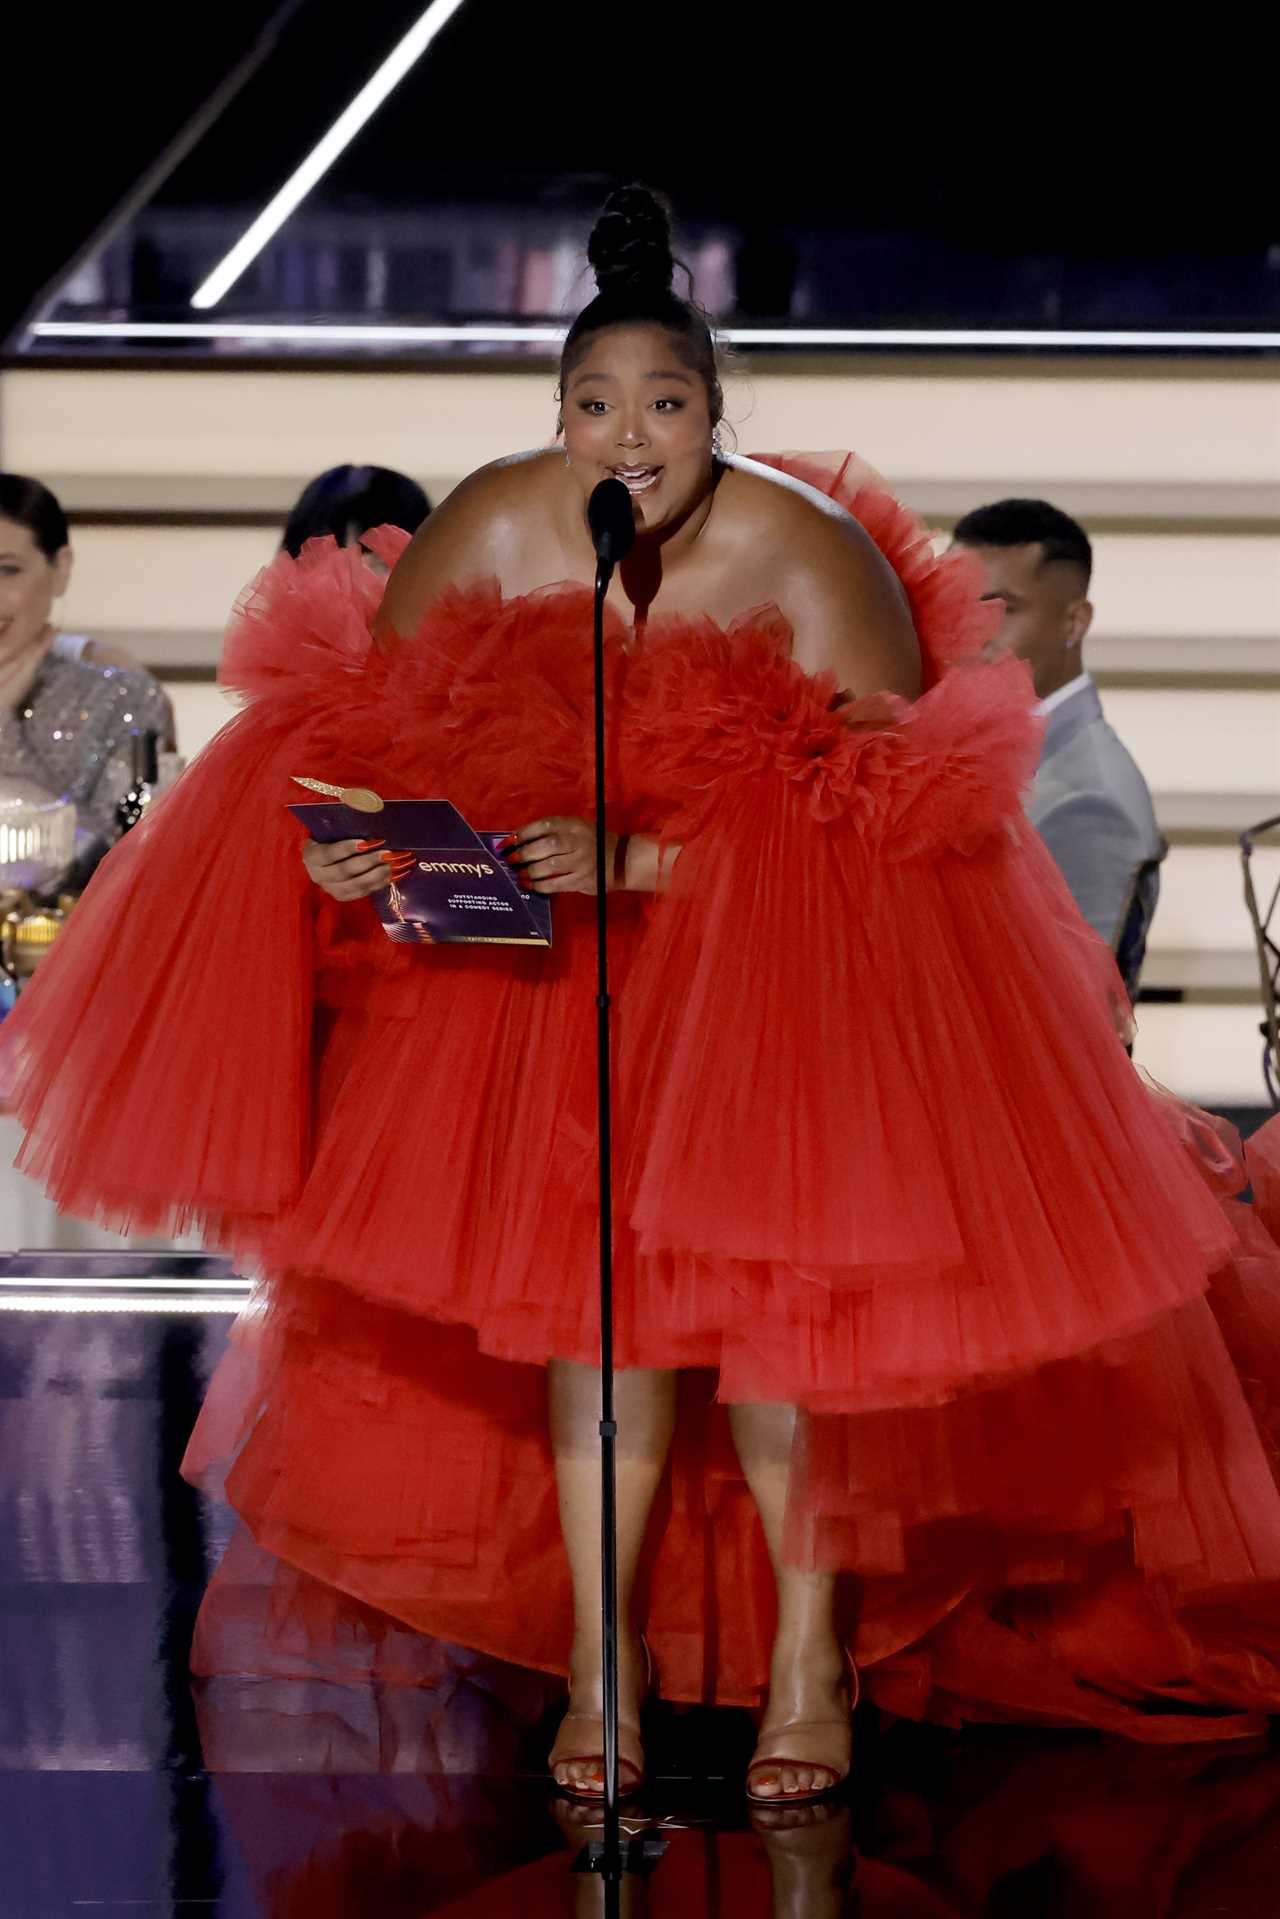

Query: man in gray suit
[952,499,1163,983]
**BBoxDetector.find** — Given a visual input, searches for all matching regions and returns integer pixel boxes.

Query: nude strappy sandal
[745,1654,858,1807]
[548,1640,653,1803]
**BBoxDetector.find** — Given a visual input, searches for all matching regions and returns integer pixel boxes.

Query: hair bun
[587,185,675,299]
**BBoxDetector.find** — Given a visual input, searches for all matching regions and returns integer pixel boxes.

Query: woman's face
[0,518,70,665]
[562,324,715,535]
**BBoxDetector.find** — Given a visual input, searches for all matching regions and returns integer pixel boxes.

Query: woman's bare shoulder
[375,450,560,641]
[716,458,922,698]
[717,456,879,560]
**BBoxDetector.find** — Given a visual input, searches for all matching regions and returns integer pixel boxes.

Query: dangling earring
[564,450,571,467]
[711,425,724,460]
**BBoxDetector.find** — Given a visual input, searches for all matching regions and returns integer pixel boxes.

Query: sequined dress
[0,645,173,872]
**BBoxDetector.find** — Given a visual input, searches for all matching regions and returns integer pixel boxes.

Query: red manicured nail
[357,838,385,850]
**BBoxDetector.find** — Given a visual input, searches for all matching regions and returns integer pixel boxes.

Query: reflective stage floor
[3,1302,1279,1916]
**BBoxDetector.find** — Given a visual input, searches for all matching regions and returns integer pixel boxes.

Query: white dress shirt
[1038,670,1093,718]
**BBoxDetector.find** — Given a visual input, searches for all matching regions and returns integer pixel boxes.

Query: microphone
[588,478,636,572]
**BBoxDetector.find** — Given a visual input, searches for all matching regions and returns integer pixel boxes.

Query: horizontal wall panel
[168,684,237,764]
[1091,634,1280,682]
[1132,1003,1271,1106]
[1,370,558,487]
[5,366,1279,492]
[100,627,1280,686]
[25,471,1280,532]
[727,374,1280,489]
[1148,842,1276,953]
[55,524,1280,657]
[58,527,274,637]
[98,629,224,672]
[1138,949,1261,999]
[1156,794,1278,840]
[1103,689,1280,796]
[1088,534,1279,642]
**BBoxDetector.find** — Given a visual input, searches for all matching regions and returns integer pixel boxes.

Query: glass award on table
[290,782,552,947]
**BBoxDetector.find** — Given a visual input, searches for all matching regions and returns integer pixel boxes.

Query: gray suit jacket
[1026,680,1163,950]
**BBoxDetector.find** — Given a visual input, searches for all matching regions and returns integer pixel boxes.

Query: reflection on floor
[2,1308,1279,1916]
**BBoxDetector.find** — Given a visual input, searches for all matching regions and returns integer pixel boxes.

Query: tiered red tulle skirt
[4,452,1280,1736]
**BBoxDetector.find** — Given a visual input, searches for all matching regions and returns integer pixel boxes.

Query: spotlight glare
[190,0,471,311]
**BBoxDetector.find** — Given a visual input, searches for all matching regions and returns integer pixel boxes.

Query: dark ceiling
[7,0,1277,339]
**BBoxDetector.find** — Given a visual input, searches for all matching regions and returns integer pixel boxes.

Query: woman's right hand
[301,837,413,900]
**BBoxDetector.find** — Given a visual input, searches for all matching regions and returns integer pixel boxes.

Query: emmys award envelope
[290,798,552,947]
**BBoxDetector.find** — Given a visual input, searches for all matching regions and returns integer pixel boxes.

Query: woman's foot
[548,1635,649,1800]
[746,1634,854,1805]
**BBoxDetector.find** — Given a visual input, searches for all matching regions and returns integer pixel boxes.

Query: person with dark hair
[0,474,173,867]
[280,464,431,570]
[952,498,1163,973]
[5,190,1280,1809]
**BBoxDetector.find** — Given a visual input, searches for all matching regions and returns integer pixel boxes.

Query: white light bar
[30,320,1280,351]
[191,0,471,310]
[0,1273,249,1292]
[731,327,1280,350]
[33,321,567,344]
[0,1294,240,1313]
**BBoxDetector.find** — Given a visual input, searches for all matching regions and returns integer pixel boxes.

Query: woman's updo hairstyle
[559,185,723,427]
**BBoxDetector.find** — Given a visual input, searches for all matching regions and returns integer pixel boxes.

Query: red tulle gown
[5,452,1280,1740]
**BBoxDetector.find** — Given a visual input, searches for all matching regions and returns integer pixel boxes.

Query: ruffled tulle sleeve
[623,608,1040,854]
[0,697,321,1237]
[0,529,436,1238]
[617,569,1233,1408]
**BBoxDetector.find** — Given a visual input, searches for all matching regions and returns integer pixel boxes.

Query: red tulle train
[3,452,1280,1736]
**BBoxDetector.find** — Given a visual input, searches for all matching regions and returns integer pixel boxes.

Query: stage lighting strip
[0,1296,242,1313]
[0,1272,251,1313]
[29,322,1280,351]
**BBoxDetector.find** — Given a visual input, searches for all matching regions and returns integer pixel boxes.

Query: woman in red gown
[5,186,1280,1802]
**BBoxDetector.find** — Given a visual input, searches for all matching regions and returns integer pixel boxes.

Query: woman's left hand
[501,816,616,895]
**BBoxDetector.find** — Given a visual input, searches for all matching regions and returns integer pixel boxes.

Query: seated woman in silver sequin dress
[0,475,173,882]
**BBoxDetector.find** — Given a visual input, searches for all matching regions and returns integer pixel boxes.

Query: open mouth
[610,465,662,496]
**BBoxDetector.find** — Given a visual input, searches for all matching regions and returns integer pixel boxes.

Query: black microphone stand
[573,485,668,1902]
[570,550,629,1909]
[591,549,622,1831]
